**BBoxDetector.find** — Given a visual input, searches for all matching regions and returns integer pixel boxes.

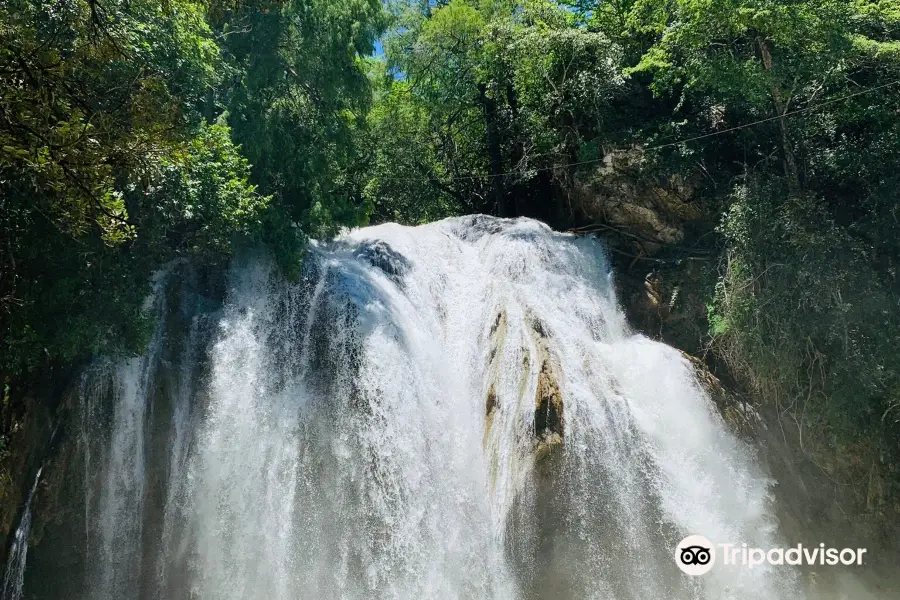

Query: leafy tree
[213,0,386,245]
[368,0,623,219]
[365,66,462,224]
[0,0,272,378]
[1,0,390,379]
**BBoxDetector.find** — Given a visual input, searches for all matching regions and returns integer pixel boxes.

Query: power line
[378,79,900,183]
[642,79,900,152]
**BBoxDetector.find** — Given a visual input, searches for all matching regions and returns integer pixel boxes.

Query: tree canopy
[1,0,385,373]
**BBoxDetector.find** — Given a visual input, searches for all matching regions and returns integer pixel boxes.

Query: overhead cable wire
[377,79,900,183]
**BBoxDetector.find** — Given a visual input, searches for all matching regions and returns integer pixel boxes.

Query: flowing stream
[20,216,813,599]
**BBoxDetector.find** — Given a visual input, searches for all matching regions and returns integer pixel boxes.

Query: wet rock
[485,384,498,416]
[680,350,758,437]
[534,432,562,464]
[449,214,506,241]
[531,317,548,339]
[490,311,504,336]
[534,360,564,440]
[482,308,565,460]
[528,313,563,446]
[355,240,411,282]
[483,310,507,444]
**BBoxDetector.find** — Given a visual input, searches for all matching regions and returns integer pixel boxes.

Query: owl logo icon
[675,535,715,575]
[680,545,711,565]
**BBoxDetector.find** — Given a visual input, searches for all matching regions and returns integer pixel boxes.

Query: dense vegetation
[2,0,899,514]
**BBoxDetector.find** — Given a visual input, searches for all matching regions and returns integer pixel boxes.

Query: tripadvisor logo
[676,535,716,575]
[674,535,868,576]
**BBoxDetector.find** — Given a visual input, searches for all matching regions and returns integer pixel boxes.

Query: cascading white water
[1,467,42,600]
[156,314,206,597]
[67,216,806,599]
[78,269,170,599]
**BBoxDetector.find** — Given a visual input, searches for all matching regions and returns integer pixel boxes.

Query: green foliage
[0,0,385,378]
[627,0,855,97]
[215,0,385,241]
[365,68,461,224]
[368,0,624,218]
[616,0,900,505]
[711,184,900,494]
[139,123,270,256]
[0,0,221,244]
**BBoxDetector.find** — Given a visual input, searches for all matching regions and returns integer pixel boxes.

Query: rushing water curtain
[30,216,798,600]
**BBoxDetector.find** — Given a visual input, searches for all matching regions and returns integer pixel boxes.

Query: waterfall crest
[51,216,803,598]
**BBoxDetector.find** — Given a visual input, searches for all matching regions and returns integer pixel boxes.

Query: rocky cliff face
[0,363,76,575]
[571,149,704,250]
[563,148,715,357]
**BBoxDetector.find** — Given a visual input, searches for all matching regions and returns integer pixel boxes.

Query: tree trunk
[478,83,510,216]
[757,38,801,195]
[505,83,527,216]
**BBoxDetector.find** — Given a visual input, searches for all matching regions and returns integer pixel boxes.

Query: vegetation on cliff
[1,0,899,516]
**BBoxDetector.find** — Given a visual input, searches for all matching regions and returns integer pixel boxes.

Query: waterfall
[76,268,171,598]
[1,467,42,600]
[37,216,809,599]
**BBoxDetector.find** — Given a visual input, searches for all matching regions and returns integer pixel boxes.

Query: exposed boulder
[354,240,411,283]
[529,317,564,462]
[483,310,507,446]
[534,360,564,442]
[570,148,704,255]
[534,432,562,464]
[481,308,565,462]
[485,383,498,416]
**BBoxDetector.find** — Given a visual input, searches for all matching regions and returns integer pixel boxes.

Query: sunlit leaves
[370,0,625,217]
[217,0,386,245]
[0,0,278,373]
